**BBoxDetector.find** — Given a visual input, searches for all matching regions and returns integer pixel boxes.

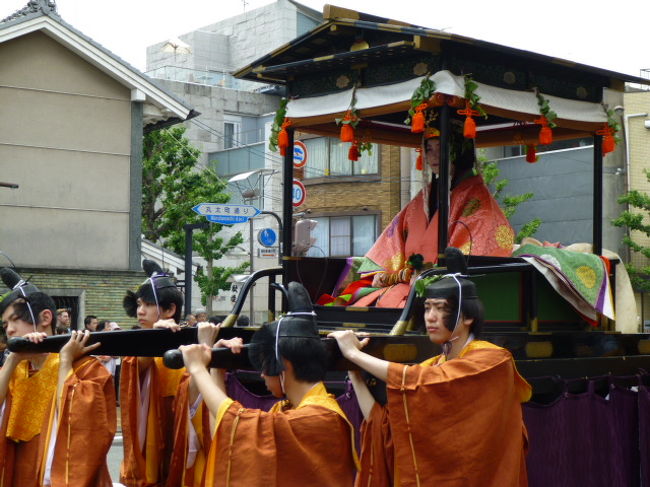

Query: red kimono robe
[356,341,531,487]
[0,354,116,487]
[350,175,515,308]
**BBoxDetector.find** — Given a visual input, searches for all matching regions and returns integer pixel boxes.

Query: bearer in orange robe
[119,260,207,487]
[0,268,116,487]
[330,248,531,487]
[179,281,360,487]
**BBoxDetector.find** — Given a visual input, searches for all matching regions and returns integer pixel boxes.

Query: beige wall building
[0,1,193,327]
[623,90,650,267]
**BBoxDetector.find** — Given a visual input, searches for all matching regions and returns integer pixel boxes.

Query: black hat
[249,281,319,376]
[417,247,479,331]
[123,260,179,317]
[0,268,40,322]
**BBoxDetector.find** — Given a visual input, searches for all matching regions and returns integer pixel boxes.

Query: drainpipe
[400,147,412,208]
[623,112,648,192]
[622,112,647,262]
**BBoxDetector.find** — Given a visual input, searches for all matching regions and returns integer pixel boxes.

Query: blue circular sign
[258,228,277,247]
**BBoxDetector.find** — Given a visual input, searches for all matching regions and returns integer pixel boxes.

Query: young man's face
[58,312,70,325]
[86,318,98,331]
[1,302,48,338]
[423,298,455,344]
[136,298,175,328]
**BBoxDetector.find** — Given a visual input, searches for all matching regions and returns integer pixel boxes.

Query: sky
[2,0,648,77]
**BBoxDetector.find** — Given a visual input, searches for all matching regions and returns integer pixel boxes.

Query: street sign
[292,179,306,207]
[192,203,261,225]
[293,141,308,168]
[258,247,279,258]
[258,228,277,247]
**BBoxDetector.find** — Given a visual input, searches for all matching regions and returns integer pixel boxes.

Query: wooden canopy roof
[234,5,648,146]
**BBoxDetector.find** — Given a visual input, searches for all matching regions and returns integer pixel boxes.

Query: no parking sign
[292,179,306,207]
[293,141,308,168]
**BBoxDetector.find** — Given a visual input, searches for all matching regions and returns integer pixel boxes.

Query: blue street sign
[192,203,261,225]
[258,228,277,247]
[206,215,250,225]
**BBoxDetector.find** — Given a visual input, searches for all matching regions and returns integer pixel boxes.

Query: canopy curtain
[285,70,608,127]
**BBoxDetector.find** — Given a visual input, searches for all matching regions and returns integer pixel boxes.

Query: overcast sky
[2,0,648,77]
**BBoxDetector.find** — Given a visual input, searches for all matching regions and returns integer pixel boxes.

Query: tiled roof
[0,0,197,128]
[1,0,58,24]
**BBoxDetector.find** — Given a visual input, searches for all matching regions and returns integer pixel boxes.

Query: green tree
[142,127,249,312]
[612,169,650,292]
[475,159,542,243]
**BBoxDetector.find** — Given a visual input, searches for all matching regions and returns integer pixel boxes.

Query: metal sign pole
[183,222,209,316]
[249,218,254,324]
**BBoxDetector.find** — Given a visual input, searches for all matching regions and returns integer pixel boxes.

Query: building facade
[0,1,193,328]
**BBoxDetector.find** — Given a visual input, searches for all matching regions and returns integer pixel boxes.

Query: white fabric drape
[285,70,608,124]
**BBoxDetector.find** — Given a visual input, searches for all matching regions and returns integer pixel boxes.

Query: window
[302,137,378,178]
[306,215,377,257]
[493,137,593,159]
[224,122,240,149]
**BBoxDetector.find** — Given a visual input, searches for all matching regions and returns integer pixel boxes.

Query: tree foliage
[142,127,249,310]
[612,169,650,292]
[475,159,541,243]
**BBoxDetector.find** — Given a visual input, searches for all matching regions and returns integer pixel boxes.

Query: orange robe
[167,377,211,487]
[119,356,185,487]
[352,175,514,308]
[356,341,531,487]
[204,382,359,487]
[0,354,116,487]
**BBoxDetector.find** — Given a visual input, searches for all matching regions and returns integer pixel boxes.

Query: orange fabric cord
[340,111,356,142]
[278,118,292,156]
[411,103,428,133]
[596,124,616,154]
[457,102,480,139]
[534,116,553,145]
[526,145,538,163]
[348,142,360,161]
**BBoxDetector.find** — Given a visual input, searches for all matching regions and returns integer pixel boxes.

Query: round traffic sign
[293,141,308,168]
[292,179,306,207]
[258,228,277,247]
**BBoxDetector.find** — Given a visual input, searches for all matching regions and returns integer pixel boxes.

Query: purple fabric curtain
[226,371,280,411]
[638,385,650,485]
[523,377,640,487]
[226,372,647,486]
